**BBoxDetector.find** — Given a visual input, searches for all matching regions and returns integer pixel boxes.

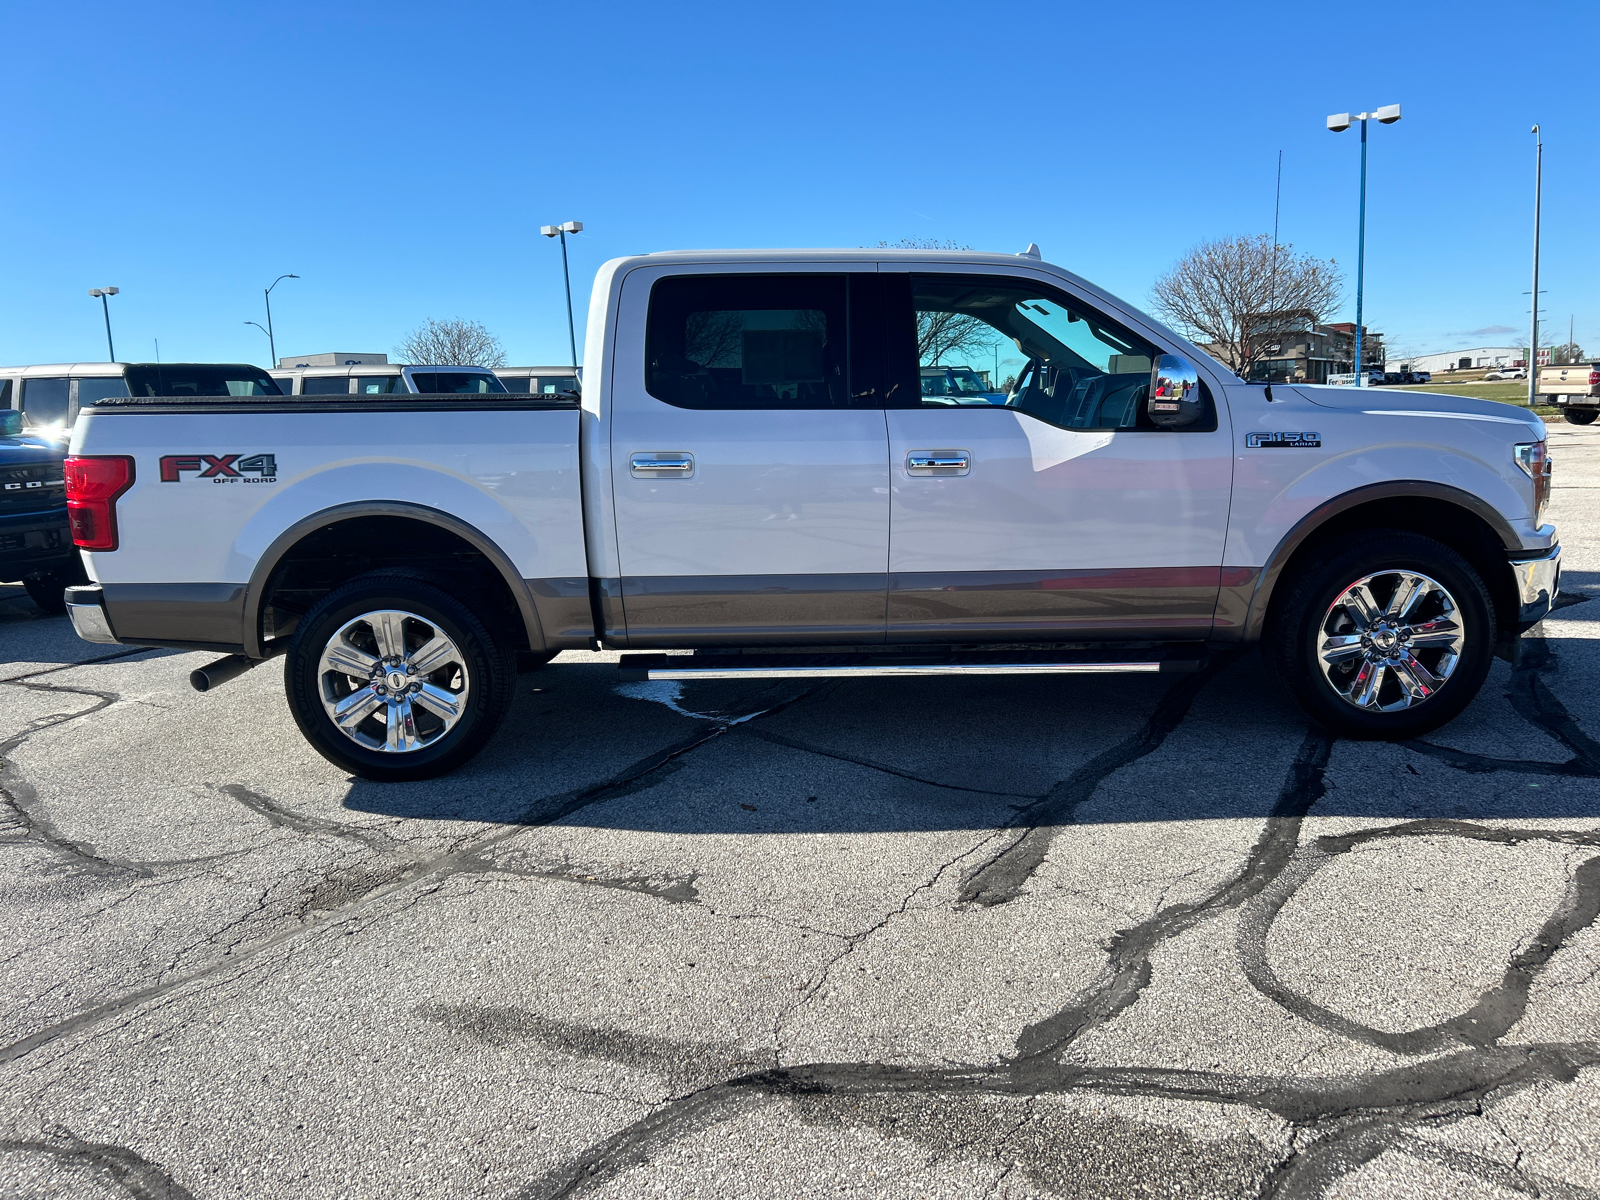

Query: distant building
[1225,313,1383,384]
[277,352,388,368]
[1384,347,1525,374]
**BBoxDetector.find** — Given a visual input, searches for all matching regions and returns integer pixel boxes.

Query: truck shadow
[341,627,1600,834]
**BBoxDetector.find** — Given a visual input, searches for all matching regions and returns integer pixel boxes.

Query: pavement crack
[956,654,1235,908]
[0,1123,196,1199]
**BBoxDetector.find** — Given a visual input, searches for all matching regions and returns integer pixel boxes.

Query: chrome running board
[617,647,1204,683]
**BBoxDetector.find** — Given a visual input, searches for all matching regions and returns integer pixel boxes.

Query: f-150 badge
[159,454,277,483]
[1246,432,1320,448]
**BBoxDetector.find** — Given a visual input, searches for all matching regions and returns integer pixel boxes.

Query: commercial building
[1233,314,1384,384]
[1384,347,1527,374]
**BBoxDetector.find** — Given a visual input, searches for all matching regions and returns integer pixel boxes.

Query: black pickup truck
[0,411,80,612]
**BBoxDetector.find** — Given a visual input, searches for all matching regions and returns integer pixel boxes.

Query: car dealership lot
[1,425,1597,1200]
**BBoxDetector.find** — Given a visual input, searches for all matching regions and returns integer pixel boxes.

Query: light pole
[540,221,583,368]
[1327,105,1401,386]
[262,273,298,368]
[245,320,273,358]
[87,287,120,361]
[1529,125,1542,408]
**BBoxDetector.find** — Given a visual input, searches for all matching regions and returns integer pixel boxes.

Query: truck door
[609,268,893,645]
[882,271,1233,642]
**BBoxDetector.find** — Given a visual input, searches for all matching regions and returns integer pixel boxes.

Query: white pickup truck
[60,248,1561,780]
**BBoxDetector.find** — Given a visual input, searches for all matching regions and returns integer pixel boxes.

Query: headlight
[1513,440,1551,523]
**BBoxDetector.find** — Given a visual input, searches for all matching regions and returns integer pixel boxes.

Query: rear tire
[24,551,88,615]
[1564,409,1597,425]
[1265,531,1495,740]
[285,571,515,781]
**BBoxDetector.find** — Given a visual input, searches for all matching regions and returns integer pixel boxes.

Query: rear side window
[536,376,577,394]
[408,372,507,394]
[646,274,851,410]
[355,376,405,394]
[76,377,132,406]
[123,366,282,396]
[0,379,12,409]
[301,376,352,395]
[499,376,532,393]
[21,378,70,426]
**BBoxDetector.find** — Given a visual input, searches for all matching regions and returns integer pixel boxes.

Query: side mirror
[0,410,21,437]
[1147,354,1203,427]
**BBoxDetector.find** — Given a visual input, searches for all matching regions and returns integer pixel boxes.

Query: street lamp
[244,321,273,357]
[1327,103,1401,386]
[262,273,298,368]
[87,287,120,361]
[540,221,583,369]
[1529,125,1542,409]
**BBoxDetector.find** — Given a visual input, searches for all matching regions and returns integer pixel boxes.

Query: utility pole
[1529,126,1542,408]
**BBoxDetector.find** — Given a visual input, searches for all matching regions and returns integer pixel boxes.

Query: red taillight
[64,455,135,551]
[1588,370,1599,387]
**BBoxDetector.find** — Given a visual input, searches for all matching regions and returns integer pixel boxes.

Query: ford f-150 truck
[59,248,1561,780]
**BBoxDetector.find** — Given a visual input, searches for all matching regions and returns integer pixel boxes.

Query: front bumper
[65,584,121,645]
[1509,544,1561,629]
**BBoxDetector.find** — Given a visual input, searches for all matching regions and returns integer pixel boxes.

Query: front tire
[285,571,515,781]
[1266,532,1495,740]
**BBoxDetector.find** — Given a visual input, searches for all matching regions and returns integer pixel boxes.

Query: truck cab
[271,364,507,396]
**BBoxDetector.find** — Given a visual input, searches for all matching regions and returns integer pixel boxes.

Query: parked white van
[0,362,280,431]
[271,364,507,396]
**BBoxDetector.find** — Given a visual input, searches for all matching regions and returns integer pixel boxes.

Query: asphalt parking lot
[2,425,1597,1200]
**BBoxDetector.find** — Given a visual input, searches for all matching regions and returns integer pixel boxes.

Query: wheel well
[258,515,531,651]
[1267,497,1518,635]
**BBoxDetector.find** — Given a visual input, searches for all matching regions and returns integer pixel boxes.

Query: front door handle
[906,450,970,476]
[630,452,694,477]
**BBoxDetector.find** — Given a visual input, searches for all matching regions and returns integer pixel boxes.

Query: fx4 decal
[1246,432,1321,449]
[159,454,278,483]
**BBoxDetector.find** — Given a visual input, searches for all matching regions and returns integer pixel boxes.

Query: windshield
[123,365,282,397]
[408,372,507,394]
[920,368,993,397]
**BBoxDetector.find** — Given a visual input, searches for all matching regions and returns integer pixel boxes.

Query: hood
[0,435,67,467]
[1290,385,1546,438]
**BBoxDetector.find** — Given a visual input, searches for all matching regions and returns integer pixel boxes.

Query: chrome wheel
[1317,570,1464,712]
[317,609,470,753]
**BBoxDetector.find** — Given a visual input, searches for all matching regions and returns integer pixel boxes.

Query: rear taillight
[64,455,135,550]
[1513,441,1552,524]
[1588,370,1599,387]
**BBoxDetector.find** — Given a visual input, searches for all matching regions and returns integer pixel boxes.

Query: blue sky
[4,0,1596,369]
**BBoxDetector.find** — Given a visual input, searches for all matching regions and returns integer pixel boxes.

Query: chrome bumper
[64,584,121,645]
[1509,545,1561,628]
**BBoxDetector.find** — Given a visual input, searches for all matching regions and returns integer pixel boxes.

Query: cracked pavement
[1,423,1598,1199]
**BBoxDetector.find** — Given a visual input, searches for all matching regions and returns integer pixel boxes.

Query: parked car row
[0,408,82,612]
[0,362,580,431]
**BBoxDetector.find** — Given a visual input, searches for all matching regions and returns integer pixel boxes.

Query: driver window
[908,275,1174,432]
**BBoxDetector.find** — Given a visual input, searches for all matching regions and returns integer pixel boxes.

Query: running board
[617,647,1205,683]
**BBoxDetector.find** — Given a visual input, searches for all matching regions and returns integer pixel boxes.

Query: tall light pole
[263,273,298,368]
[87,287,120,361]
[540,221,583,368]
[1327,105,1402,386]
[1529,125,1542,409]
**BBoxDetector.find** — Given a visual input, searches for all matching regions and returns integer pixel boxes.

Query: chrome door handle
[906,450,970,476]
[630,452,694,476]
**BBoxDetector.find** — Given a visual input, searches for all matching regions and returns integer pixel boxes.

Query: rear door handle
[630,452,694,476]
[906,450,970,476]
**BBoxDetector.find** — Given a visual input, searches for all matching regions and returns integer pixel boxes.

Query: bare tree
[395,318,507,367]
[871,240,1005,366]
[1149,235,1343,377]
